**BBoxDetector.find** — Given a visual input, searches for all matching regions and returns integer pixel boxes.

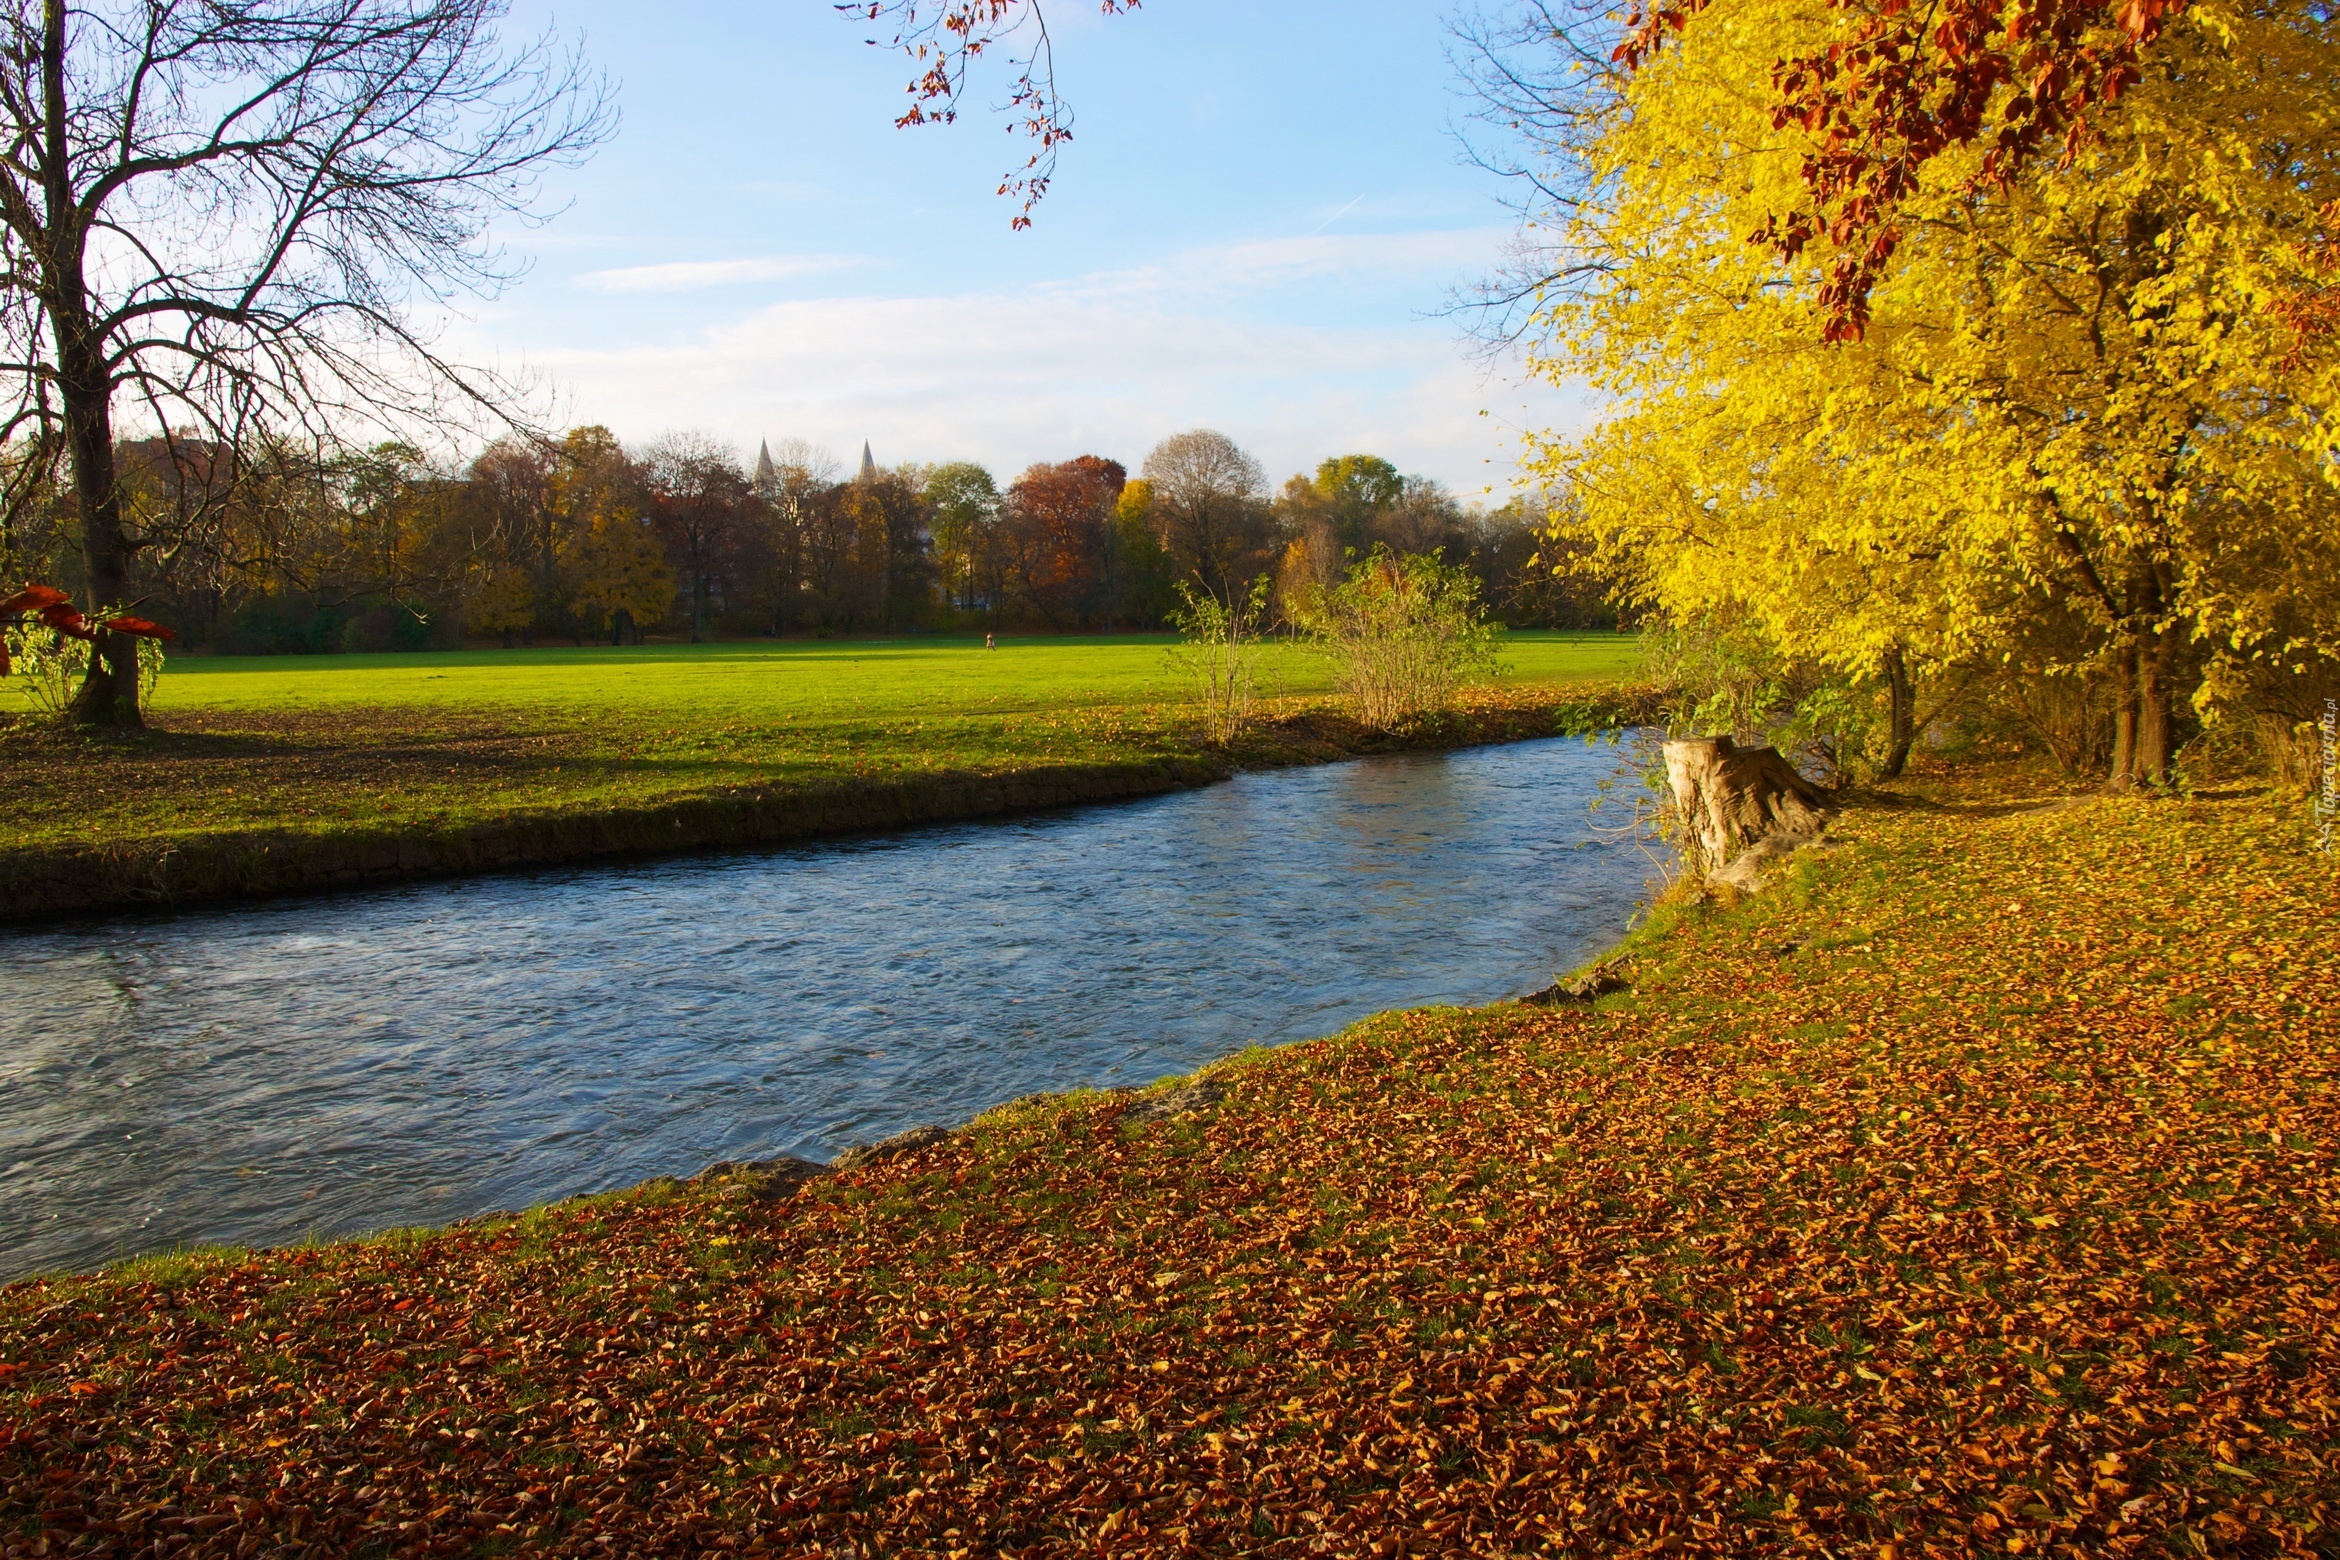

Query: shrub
[1167,577,1270,744]
[1295,549,1500,728]
[4,619,165,716]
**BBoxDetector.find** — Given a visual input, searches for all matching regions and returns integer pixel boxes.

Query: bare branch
[0,0,615,723]
[843,0,1136,227]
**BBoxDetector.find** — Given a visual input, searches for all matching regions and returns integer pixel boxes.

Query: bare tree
[0,0,614,724]
[1140,428,1271,606]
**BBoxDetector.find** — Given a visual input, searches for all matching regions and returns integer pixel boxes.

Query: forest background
[0,424,1610,658]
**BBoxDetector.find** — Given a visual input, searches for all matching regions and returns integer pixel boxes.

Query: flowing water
[0,735,1653,1281]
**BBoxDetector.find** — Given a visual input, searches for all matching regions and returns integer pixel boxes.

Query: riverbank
[4,756,2332,1556]
[0,638,1655,920]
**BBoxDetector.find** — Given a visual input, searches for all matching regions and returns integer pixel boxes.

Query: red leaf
[100,615,177,640]
[1,583,69,613]
[37,604,97,641]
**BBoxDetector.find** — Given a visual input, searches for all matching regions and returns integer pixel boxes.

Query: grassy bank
[0,632,1646,917]
[3,758,2332,1555]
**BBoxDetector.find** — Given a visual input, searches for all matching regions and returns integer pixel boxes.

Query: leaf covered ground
[3,760,2335,1557]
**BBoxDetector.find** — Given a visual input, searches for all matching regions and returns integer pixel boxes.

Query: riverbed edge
[0,683,1665,922]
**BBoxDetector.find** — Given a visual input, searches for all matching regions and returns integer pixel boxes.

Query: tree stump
[1663,736,1835,879]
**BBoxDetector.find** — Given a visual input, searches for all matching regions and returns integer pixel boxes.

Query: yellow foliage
[566,514,673,635]
[1522,0,2340,780]
[468,563,537,635]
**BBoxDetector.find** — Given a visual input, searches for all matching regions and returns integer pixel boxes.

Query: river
[0,734,1653,1280]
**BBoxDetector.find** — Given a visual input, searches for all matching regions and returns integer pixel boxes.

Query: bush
[1294,549,1499,728]
[4,620,165,716]
[1167,577,1270,744]
[1644,616,1932,787]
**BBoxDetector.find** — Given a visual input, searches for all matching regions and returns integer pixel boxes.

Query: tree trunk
[44,0,140,728]
[541,510,558,630]
[1664,736,1835,874]
[2108,642,2140,790]
[2135,620,2178,785]
[1879,644,1916,780]
[57,367,141,727]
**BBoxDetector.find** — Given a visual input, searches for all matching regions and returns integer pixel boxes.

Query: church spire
[858,441,877,484]
[752,440,778,493]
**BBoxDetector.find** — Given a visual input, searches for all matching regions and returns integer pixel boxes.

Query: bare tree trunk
[58,349,142,726]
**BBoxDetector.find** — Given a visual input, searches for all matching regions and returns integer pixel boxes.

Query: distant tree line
[0,425,1615,655]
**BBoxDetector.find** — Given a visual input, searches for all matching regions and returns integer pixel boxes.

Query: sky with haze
[465,0,1589,495]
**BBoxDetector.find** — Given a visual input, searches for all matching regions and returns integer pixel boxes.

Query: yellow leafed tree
[553,426,671,644]
[1509,0,2340,787]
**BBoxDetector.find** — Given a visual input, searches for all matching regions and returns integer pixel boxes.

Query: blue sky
[461,0,1587,493]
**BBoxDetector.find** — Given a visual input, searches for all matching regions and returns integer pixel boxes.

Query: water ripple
[0,735,1650,1279]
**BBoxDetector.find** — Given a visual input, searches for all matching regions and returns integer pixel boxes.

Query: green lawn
[126,630,1644,719]
[2,631,1646,862]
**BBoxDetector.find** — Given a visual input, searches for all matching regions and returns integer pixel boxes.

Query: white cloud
[1046,228,1511,305]
[476,230,1594,489]
[575,254,862,293]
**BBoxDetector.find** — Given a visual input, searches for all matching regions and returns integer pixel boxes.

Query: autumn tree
[1104,476,1175,630]
[1486,0,2340,789]
[0,0,612,723]
[1273,458,1487,627]
[1270,474,1341,621]
[1273,457,1406,619]
[925,461,1000,613]
[848,0,1138,225]
[553,427,667,645]
[753,439,841,635]
[331,441,471,643]
[645,435,751,644]
[1000,455,1123,630]
[796,480,861,632]
[1607,0,2198,340]
[851,0,2221,338]
[1312,455,1404,554]
[1380,479,1472,560]
[467,439,557,645]
[837,468,937,633]
[1140,430,1272,606]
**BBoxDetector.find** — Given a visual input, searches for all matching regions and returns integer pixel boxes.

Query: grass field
[0,631,1645,859]
[5,757,2330,1555]
[104,631,1644,718]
